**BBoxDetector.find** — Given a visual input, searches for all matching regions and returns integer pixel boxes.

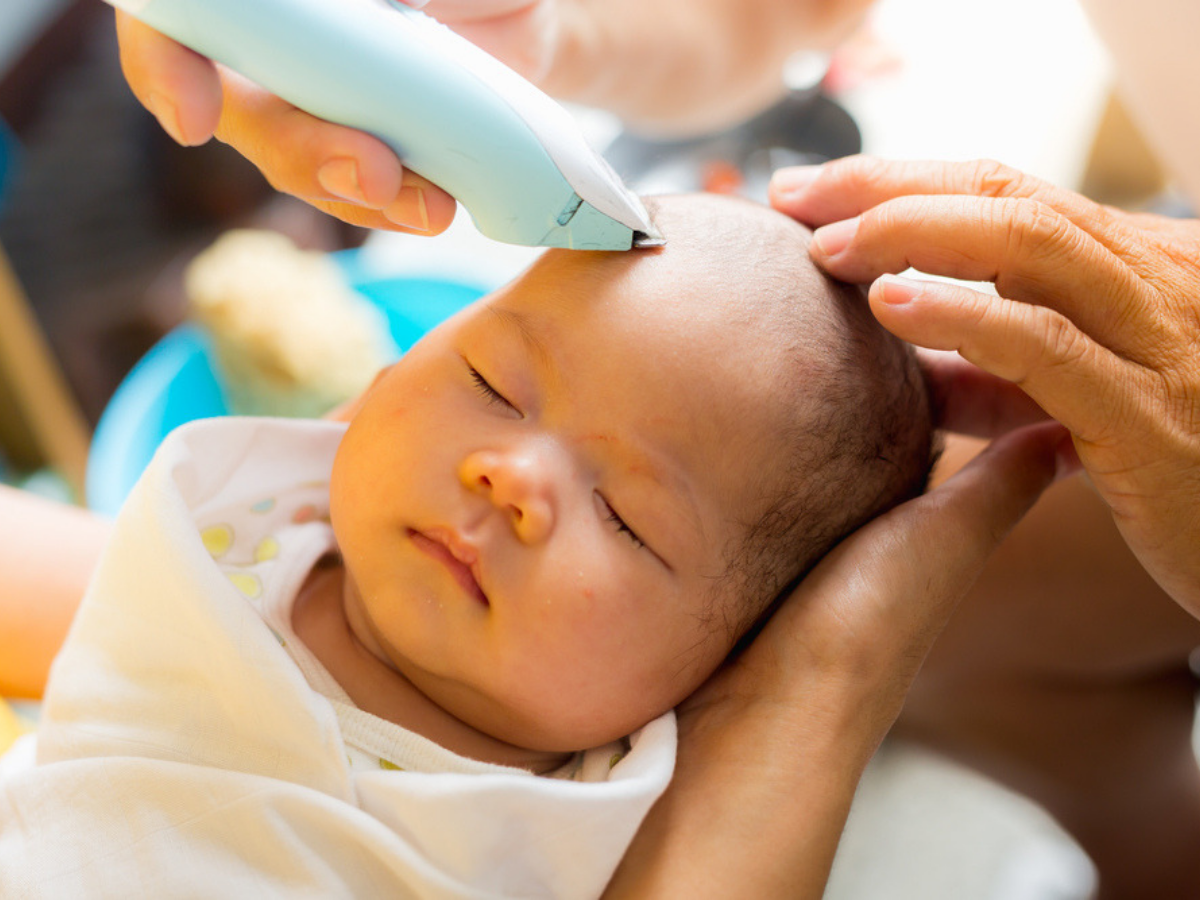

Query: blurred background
[1,0,366,437]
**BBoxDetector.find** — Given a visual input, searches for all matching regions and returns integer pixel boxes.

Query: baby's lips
[411,527,490,606]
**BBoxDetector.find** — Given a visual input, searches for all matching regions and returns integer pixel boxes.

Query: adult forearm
[0,486,108,698]
[546,0,874,135]
[605,690,887,898]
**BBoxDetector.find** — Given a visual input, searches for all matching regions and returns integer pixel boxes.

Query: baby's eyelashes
[600,495,646,550]
[468,364,519,413]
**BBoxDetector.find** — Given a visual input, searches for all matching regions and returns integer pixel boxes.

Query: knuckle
[860,196,913,236]
[998,198,1079,267]
[1164,374,1200,438]
[964,158,1025,199]
[1178,318,1200,365]
[1036,310,1092,378]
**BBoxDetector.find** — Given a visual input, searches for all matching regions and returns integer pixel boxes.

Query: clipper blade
[632,221,666,249]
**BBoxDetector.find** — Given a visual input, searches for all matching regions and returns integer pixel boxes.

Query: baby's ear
[323,364,395,422]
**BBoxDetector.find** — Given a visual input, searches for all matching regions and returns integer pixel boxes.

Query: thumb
[845,420,1071,650]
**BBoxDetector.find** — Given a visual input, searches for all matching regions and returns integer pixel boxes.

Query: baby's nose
[459,448,555,544]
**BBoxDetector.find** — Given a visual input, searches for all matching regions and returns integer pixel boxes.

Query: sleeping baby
[0,193,935,898]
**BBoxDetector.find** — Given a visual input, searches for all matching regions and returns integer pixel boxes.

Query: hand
[113,1,557,234]
[609,421,1068,898]
[771,156,1200,618]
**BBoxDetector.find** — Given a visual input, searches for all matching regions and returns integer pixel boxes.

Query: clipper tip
[632,223,665,249]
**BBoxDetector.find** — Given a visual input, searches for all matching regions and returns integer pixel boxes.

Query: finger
[917,350,1050,438]
[869,274,1142,448]
[214,70,457,234]
[115,12,222,146]
[309,180,457,236]
[215,69,402,208]
[807,194,1162,357]
[898,420,1069,588]
[883,421,1070,624]
[770,156,1109,238]
[835,421,1068,640]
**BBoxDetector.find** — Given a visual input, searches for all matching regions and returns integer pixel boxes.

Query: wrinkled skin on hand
[771,155,1200,617]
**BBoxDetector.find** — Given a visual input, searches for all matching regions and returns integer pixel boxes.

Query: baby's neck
[292,556,571,775]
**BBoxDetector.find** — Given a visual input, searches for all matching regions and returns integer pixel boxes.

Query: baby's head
[331,194,934,753]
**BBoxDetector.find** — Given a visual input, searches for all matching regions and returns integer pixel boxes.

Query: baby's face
[331,197,811,751]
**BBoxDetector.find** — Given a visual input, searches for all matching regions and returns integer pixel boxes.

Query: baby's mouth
[408,528,489,606]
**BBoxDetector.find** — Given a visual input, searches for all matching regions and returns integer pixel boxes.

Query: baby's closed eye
[467,363,518,413]
[600,495,646,549]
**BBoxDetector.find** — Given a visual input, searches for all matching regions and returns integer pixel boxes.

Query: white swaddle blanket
[0,418,675,899]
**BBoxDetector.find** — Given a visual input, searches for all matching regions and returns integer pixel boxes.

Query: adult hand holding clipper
[115,0,463,234]
[108,0,659,250]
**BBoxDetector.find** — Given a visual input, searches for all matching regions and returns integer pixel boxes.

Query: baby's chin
[450,689,669,756]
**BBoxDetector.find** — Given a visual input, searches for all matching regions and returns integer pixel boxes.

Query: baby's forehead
[535,196,825,319]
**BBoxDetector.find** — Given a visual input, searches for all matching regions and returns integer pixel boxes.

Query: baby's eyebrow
[485,306,555,381]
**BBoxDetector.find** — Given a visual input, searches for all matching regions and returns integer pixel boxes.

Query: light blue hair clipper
[104,0,664,250]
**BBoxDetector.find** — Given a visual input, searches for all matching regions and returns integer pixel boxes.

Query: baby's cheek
[326,468,355,540]
[329,426,399,526]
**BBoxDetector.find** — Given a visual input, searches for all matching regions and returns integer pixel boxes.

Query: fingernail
[877,274,924,305]
[385,186,430,231]
[770,164,823,198]
[147,92,187,145]
[394,0,430,7]
[318,158,367,205]
[812,217,859,257]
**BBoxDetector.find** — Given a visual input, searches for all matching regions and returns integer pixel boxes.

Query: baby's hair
[642,195,938,646]
[726,279,937,645]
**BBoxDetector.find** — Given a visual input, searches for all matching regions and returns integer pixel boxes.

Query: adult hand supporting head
[112,1,556,234]
[607,420,1068,899]
[770,156,1200,618]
